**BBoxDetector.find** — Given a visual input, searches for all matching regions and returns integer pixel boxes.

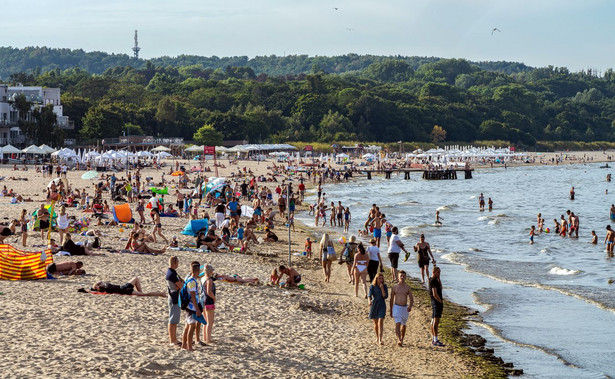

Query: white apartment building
[0,84,72,146]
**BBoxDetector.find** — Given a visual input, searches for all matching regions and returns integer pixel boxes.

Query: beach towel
[0,244,53,280]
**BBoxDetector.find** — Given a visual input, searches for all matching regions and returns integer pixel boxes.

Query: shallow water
[298,164,615,378]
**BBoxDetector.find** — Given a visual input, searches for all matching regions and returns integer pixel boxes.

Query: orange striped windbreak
[0,244,53,280]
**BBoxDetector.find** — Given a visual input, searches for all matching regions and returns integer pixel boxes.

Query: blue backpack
[179,277,197,310]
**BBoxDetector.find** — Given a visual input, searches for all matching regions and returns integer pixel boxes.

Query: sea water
[297,164,615,378]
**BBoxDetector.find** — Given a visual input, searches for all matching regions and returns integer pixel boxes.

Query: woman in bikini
[127,231,167,255]
[353,243,370,298]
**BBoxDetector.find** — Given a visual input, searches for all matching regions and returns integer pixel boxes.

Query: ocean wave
[468,248,483,252]
[540,248,551,254]
[400,225,422,237]
[399,200,420,206]
[488,219,500,225]
[549,267,580,276]
[437,204,458,211]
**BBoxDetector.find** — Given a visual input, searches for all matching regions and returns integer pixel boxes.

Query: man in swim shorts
[389,270,413,346]
[371,214,383,248]
[605,225,614,254]
[429,266,444,346]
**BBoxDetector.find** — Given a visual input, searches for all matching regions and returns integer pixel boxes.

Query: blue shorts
[373,228,381,238]
[386,232,392,238]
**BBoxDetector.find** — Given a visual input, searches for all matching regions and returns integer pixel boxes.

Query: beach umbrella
[81,171,98,180]
[151,145,172,152]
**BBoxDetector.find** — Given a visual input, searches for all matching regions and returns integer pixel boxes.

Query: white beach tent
[151,145,172,152]
[185,145,203,153]
[39,144,57,154]
[137,150,153,157]
[22,145,46,154]
[1,145,22,154]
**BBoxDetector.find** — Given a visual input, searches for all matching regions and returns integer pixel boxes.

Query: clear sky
[3,0,614,72]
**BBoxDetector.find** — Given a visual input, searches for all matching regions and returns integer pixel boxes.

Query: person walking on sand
[319,233,334,282]
[429,266,445,347]
[388,227,407,282]
[368,273,388,345]
[366,238,382,283]
[166,256,184,347]
[414,234,436,284]
[353,243,369,298]
[389,270,413,347]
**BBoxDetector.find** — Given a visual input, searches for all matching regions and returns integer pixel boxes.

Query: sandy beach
[1,150,607,378]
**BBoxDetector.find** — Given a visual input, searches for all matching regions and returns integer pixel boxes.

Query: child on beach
[270,268,279,285]
[435,211,443,226]
[530,225,535,244]
[344,207,351,233]
[305,237,312,259]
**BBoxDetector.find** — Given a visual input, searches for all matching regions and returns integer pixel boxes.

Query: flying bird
[491,28,501,35]
[333,7,339,10]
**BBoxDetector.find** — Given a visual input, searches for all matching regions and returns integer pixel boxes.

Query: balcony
[58,119,74,130]
[0,135,25,145]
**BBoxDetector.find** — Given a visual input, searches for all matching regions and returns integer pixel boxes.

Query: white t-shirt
[388,234,402,254]
[367,245,380,261]
[149,196,159,209]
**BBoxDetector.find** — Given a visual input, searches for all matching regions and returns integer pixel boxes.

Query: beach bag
[326,245,336,261]
[178,277,197,310]
[345,243,357,264]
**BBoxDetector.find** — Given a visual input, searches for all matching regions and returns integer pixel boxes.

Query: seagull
[333,7,339,10]
[491,28,501,35]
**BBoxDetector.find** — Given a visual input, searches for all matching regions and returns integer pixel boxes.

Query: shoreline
[6,152,604,377]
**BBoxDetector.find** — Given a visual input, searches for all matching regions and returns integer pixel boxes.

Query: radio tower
[132,30,141,59]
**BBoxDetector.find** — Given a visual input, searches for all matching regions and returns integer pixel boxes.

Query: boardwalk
[361,168,474,180]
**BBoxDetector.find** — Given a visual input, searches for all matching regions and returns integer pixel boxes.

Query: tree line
[3,53,615,147]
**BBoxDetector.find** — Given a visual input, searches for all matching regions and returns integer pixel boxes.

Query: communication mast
[132,30,141,59]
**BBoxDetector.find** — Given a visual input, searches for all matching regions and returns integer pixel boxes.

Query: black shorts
[39,220,50,230]
[431,300,443,318]
[176,201,183,210]
[388,253,399,269]
[120,283,135,295]
[418,255,430,268]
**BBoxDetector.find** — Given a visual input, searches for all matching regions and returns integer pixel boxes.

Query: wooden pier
[363,168,473,180]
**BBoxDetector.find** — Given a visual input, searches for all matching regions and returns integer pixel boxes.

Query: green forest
[3,46,615,147]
